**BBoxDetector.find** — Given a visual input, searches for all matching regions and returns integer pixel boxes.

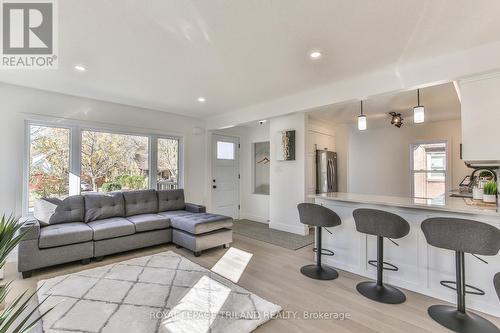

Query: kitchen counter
[311,192,500,317]
[311,192,499,216]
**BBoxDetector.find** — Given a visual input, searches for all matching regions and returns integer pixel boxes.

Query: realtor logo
[1,0,57,68]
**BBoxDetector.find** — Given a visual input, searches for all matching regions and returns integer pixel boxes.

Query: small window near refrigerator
[411,141,447,199]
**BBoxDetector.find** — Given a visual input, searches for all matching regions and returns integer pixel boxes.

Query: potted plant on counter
[483,181,498,203]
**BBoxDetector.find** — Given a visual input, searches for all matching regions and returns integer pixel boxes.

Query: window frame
[409,140,449,199]
[24,119,184,215]
[24,122,74,214]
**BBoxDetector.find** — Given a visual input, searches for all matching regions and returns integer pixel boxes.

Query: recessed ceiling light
[198,97,206,103]
[309,51,322,59]
[73,65,86,72]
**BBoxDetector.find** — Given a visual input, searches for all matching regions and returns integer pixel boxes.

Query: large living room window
[28,125,71,210]
[81,130,149,193]
[25,122,182,213]
[157,137,179,190]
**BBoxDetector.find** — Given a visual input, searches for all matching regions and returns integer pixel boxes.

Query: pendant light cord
[417,89,420,106]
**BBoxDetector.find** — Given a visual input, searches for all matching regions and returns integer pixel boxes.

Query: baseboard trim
[240,213,269,224]
[269,221,307,236]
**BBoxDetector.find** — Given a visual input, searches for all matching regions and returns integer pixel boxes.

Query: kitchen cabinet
[459,73,500,162]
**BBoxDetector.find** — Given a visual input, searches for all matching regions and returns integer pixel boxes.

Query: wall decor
[277,130,295,161]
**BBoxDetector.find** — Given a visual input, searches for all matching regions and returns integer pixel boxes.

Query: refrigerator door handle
[328,159,334,191]
[326,159,332,190]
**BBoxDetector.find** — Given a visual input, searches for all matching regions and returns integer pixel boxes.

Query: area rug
[233,219,314,250]
[36,251,282,333]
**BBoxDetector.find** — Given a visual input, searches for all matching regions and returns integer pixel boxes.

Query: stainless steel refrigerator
[316,150,338,193]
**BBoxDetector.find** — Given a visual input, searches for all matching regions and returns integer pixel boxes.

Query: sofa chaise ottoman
[18,189,233,278]
[160,210,233,256]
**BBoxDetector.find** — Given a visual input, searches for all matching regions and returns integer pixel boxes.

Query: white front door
[212,134,240,219]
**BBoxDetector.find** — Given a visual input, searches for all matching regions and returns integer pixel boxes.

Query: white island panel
[313,194,500,318]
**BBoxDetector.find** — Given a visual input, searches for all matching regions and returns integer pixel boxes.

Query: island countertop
[311,192,500,217]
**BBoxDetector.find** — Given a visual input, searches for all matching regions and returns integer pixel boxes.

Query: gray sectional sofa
[18,189,233,278]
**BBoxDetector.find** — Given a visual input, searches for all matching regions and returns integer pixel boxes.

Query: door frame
[210,133,240,219]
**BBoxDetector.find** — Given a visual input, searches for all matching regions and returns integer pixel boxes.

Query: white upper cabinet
[459,74,500,162]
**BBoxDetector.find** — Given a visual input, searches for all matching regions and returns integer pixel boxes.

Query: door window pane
[28,125,70,209]
[81,130,149,192]
[217,141,235,160]
[411,142,446,199]
[157,138,179,190]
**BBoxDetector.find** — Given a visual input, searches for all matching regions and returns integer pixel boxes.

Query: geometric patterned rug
[36,251,282,333]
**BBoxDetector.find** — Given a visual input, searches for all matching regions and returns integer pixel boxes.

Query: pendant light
[413,89,425,123]
[390,112,403,128]
[358,100,367,131]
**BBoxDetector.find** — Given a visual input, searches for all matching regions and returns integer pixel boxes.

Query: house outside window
[411,141,447,199]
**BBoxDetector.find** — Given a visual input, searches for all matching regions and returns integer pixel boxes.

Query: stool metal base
[300,264,338,280]
[428,305,500,333]
[356,281,406,304]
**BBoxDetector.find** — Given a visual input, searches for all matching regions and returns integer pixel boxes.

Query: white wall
[269,113,308,235]
[338,119,468,197]
[240,124,270,223]
[0,83,206,216]
[333,124,350,192]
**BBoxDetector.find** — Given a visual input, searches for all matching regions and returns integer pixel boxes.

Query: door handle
[326,159,331,188]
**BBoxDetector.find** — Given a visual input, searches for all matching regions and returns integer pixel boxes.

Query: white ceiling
[307,82,461,125]
[1,0,500,118]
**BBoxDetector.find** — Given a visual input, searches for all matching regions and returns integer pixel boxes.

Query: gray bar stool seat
[297,203,341,280]
[495,272,500,301]
[422,218,500,333]
[353,208,410,304]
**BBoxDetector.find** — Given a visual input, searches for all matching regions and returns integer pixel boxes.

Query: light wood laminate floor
[5,233,500,333]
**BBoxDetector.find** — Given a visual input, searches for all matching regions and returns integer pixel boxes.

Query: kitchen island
[312,192,500,317]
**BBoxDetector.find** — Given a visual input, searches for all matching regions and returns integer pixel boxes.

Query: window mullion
[149,135,158,190]
[69,126,82,195]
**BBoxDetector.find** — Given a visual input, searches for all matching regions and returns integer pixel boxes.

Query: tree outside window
[28,126,70,209]
[26,123,182,213]
[81,130,149,192]
[157,138,179,190]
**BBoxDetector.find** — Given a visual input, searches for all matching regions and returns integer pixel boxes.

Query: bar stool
[297,203,341,280]
[353,208,410,304]
[421,217,500,333]
[495,273,500,301]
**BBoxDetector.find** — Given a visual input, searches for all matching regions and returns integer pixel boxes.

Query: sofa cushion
[34,196,85,226]
[123,190,158,216]
[157,189,185,212]
[166,212,233,235]
[84,193,125,222]
[158,210,194,218]
[87,217,135,240]
[126,214,170,232]
[39,222,93,249]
